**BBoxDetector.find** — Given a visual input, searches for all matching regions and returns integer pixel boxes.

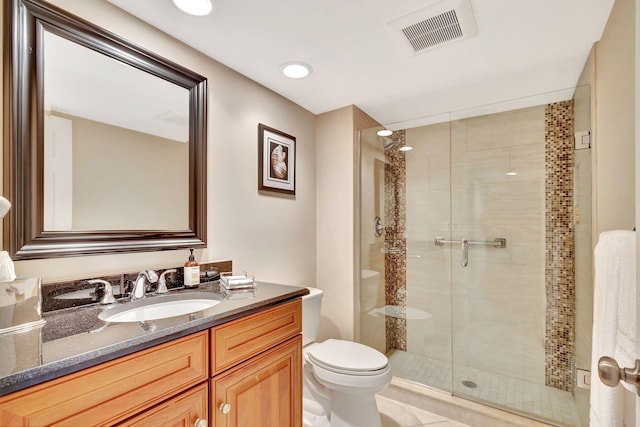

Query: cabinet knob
[219,402,232,415]
[194,418,208,427]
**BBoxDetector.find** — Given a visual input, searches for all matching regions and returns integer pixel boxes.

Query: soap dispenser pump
[184,248,200,288]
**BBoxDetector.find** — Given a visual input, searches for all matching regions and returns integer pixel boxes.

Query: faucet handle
[88,279,116,305]
[145,269,159,283]
[157,269,177,294]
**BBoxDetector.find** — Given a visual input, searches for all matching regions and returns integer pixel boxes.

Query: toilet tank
[301,287,323,346]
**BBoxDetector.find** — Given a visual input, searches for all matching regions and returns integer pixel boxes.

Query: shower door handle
[461,239,469,267]
[434,236,506,267]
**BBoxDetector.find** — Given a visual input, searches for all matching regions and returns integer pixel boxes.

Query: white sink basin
[99,292,222,323]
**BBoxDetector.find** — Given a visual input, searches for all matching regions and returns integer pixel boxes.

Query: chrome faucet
[88,279,116,305]
[156,269,177,294]
[131,270,158,301]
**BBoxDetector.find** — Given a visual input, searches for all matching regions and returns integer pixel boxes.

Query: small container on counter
[183,248,200,288]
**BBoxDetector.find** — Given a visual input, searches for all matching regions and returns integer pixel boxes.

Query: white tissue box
[0,277,45,334]
[221,287,256,300]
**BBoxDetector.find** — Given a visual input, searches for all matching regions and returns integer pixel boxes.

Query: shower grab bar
[434,236,507,267]
[434,237,507,248]
[380,248,402,255]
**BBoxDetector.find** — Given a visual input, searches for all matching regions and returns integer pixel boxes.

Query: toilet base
[303,397,330,427]
[328,390,382,427]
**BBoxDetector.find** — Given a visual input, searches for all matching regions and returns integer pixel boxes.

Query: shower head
[381,136,395,150]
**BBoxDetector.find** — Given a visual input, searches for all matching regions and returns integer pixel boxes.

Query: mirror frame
[3,0,208,260]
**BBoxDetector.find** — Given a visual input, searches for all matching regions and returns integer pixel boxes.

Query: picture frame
[258,123,296,195]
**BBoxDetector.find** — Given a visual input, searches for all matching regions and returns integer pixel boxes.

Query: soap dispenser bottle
[183,248,200,288]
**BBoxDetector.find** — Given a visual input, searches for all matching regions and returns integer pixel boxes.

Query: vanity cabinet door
[211,335,302,427]
[117,382,208,427]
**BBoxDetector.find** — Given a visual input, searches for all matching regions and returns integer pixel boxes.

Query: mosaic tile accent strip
[544,101,576,392]
[385,130,407,352]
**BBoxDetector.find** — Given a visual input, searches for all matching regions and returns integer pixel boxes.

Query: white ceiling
[107,0,614,129]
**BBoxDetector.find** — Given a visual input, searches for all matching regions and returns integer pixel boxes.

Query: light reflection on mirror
[42,31,190,231]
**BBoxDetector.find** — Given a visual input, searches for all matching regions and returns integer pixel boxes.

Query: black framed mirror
[3,0,207,259]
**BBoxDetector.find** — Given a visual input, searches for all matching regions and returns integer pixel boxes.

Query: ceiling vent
[388,0,478,55]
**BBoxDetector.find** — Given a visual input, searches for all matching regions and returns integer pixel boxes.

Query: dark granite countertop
[0,281,308,397]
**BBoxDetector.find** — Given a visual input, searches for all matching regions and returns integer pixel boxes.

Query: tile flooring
[387,350,580,426]
[377,393,470,427]
[377,382,557,427]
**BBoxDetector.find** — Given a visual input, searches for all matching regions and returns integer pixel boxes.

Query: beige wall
[594,0,636,234]
[316,106,356,341]
[67,114,189,230]
[4,0,317,287]
[316,105,378,342]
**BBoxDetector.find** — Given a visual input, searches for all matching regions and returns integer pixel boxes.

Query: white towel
[590,230,636,427]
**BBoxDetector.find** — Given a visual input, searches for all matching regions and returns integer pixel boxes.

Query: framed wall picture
[258,123,296,195]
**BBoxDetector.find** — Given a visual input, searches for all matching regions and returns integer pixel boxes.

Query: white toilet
[301,287,391,427]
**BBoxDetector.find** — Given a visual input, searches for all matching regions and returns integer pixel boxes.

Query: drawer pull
[195,418,208,427]
[219,402,232,415]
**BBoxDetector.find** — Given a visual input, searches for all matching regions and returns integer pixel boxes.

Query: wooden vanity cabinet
[0,298,303,427]
[210,299,303,427]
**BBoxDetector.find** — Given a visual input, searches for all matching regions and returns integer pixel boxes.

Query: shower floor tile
[387,350,580,426]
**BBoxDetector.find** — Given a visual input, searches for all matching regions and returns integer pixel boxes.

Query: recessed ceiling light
[172,0,213,16]
[281,62,313,79]
[399,146,413,151]
[377,129,393,137]
[506,171,518,176]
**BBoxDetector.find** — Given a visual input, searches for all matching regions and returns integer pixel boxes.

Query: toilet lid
[307,339,388,374]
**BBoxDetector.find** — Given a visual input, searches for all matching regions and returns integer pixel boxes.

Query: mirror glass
[4,0,207,259]
[43,31,190,231]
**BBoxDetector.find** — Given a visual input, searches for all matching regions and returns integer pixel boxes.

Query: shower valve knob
[374,216,384,237]
[598,356,640,395]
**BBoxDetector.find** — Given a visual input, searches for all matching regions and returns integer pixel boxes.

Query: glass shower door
[359,121,455,395]
[401,123,454,394]
[448,102,584,426]
[359,87,590,427]
[447,106,548,415]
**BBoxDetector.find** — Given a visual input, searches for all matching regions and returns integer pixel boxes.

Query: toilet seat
[307,339,389,376]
